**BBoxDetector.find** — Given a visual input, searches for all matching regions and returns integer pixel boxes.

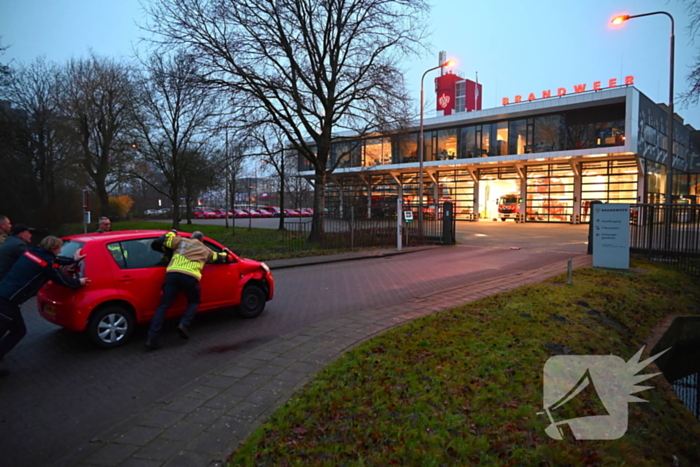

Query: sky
[1,0,699,127]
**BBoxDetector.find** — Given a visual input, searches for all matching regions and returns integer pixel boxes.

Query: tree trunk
[309,169,326,242]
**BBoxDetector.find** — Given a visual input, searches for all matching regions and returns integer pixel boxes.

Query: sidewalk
[70,249,593,467]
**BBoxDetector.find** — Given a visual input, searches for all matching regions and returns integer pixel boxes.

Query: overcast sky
[2,0,699,127]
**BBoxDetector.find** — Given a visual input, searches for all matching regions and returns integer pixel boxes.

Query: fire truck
[497,193,522,221]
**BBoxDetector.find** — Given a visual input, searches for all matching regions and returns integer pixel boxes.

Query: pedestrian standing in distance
[0,236,90,377]
[146,230,232,349]
[95,217,112,233]
[0,224,35,282]
[0,215,11,245]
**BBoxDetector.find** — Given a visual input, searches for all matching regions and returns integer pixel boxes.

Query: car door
[198,239,240,309]
[108,238,186,321]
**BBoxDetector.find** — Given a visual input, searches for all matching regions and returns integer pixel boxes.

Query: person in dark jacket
[0,215,11,245]
[0,236,90,377]
[95,217,112,233]
[0,224,35,282]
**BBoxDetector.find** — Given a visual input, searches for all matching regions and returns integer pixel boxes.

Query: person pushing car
[146,230,232,349]
[0,236,90,377]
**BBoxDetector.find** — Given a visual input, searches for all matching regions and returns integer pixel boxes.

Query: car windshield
[58,240,85,261]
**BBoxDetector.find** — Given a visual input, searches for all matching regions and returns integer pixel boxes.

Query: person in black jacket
[0,224,35,282]
[0,236,90,377]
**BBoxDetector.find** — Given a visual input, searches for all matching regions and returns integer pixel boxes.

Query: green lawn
[228,260,700,466]
[56,220,367,261]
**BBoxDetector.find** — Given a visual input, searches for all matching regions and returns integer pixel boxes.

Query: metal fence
[629,203,700,275]
[281,204,454,253]
[672,373,700,420]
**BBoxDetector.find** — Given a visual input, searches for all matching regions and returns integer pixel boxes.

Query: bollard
[567,258,573,285]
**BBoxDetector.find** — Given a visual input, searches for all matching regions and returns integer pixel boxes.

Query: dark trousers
[148,272,200,341]
[0,298,26,359]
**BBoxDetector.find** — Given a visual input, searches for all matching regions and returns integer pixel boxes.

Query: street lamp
[612,12,675,209]
[419,59,455,229]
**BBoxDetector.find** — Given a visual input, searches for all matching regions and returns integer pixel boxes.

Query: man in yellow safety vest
[146,230,232,349]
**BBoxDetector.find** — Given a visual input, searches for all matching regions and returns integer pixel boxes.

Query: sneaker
[177,323,190,340]
[145,337,162,350]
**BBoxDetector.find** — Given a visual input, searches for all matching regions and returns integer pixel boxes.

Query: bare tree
[144,0,428,240]
[0,58,76,226]
[681,1,700,104]
[128,51,222,228]
[248,123,300,229]
[57,54,136,216]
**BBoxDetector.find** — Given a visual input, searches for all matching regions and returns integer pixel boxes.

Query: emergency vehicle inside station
[298,68,700,223]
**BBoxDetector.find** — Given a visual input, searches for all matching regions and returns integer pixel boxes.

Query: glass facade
[301,94,697,224]
[581,160,638,222]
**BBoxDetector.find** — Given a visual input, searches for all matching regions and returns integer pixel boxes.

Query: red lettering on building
[501,76,636,105]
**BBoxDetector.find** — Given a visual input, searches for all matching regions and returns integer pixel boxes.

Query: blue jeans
[148,272,200,341]
[0,298,26,359]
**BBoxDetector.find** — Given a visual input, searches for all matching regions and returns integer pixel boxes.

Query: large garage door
[526,164,575,222]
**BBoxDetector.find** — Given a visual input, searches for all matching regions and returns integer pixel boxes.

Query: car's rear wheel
[87,306,134,348]
[236,285,266,319]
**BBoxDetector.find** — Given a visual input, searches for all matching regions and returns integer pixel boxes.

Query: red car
[37,230,274,348]
[233,209,249,218]
[194,210,216,219]
[284,208,301,217]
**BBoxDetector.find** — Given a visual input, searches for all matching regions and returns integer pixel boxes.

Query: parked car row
[192,207,315,219]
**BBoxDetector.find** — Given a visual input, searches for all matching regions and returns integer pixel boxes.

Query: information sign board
[592,204,630,269]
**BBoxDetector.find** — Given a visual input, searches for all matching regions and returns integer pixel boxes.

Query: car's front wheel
[236,285,266,319]
[87,306,134,348]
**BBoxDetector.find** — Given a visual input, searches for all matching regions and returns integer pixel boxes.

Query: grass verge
[228,260,700,466]
[55,221,378,261]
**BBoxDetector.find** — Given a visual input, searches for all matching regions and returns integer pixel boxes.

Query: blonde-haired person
[0,236,89,377]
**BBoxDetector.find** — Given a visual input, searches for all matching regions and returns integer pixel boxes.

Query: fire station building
[298,72,700,223]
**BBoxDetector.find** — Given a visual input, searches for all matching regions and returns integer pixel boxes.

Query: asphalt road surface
[0,226,588,467]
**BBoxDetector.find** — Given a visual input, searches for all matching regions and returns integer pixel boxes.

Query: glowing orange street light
[611,15,630,25]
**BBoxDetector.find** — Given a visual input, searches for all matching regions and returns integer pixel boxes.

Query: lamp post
[612,12,675,209]
[419,59,455,230]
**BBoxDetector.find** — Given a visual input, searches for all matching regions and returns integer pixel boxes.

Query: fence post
[350,206,354,249]
[397,198,402,251]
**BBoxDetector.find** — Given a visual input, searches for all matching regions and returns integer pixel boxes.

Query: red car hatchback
[37,230,274,348]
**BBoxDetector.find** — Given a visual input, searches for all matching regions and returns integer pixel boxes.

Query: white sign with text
[592,204,630,269]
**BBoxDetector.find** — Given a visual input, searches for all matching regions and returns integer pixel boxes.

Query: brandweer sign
[502,76,634,106]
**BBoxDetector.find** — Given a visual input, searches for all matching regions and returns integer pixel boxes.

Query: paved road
[0,228,588,467]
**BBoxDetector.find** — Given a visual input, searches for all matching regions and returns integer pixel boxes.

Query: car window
[107,239,169,270]
[203,239,238,263]
[58,240,85,262]
[106,241,127,269]
[123,239,169,269]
